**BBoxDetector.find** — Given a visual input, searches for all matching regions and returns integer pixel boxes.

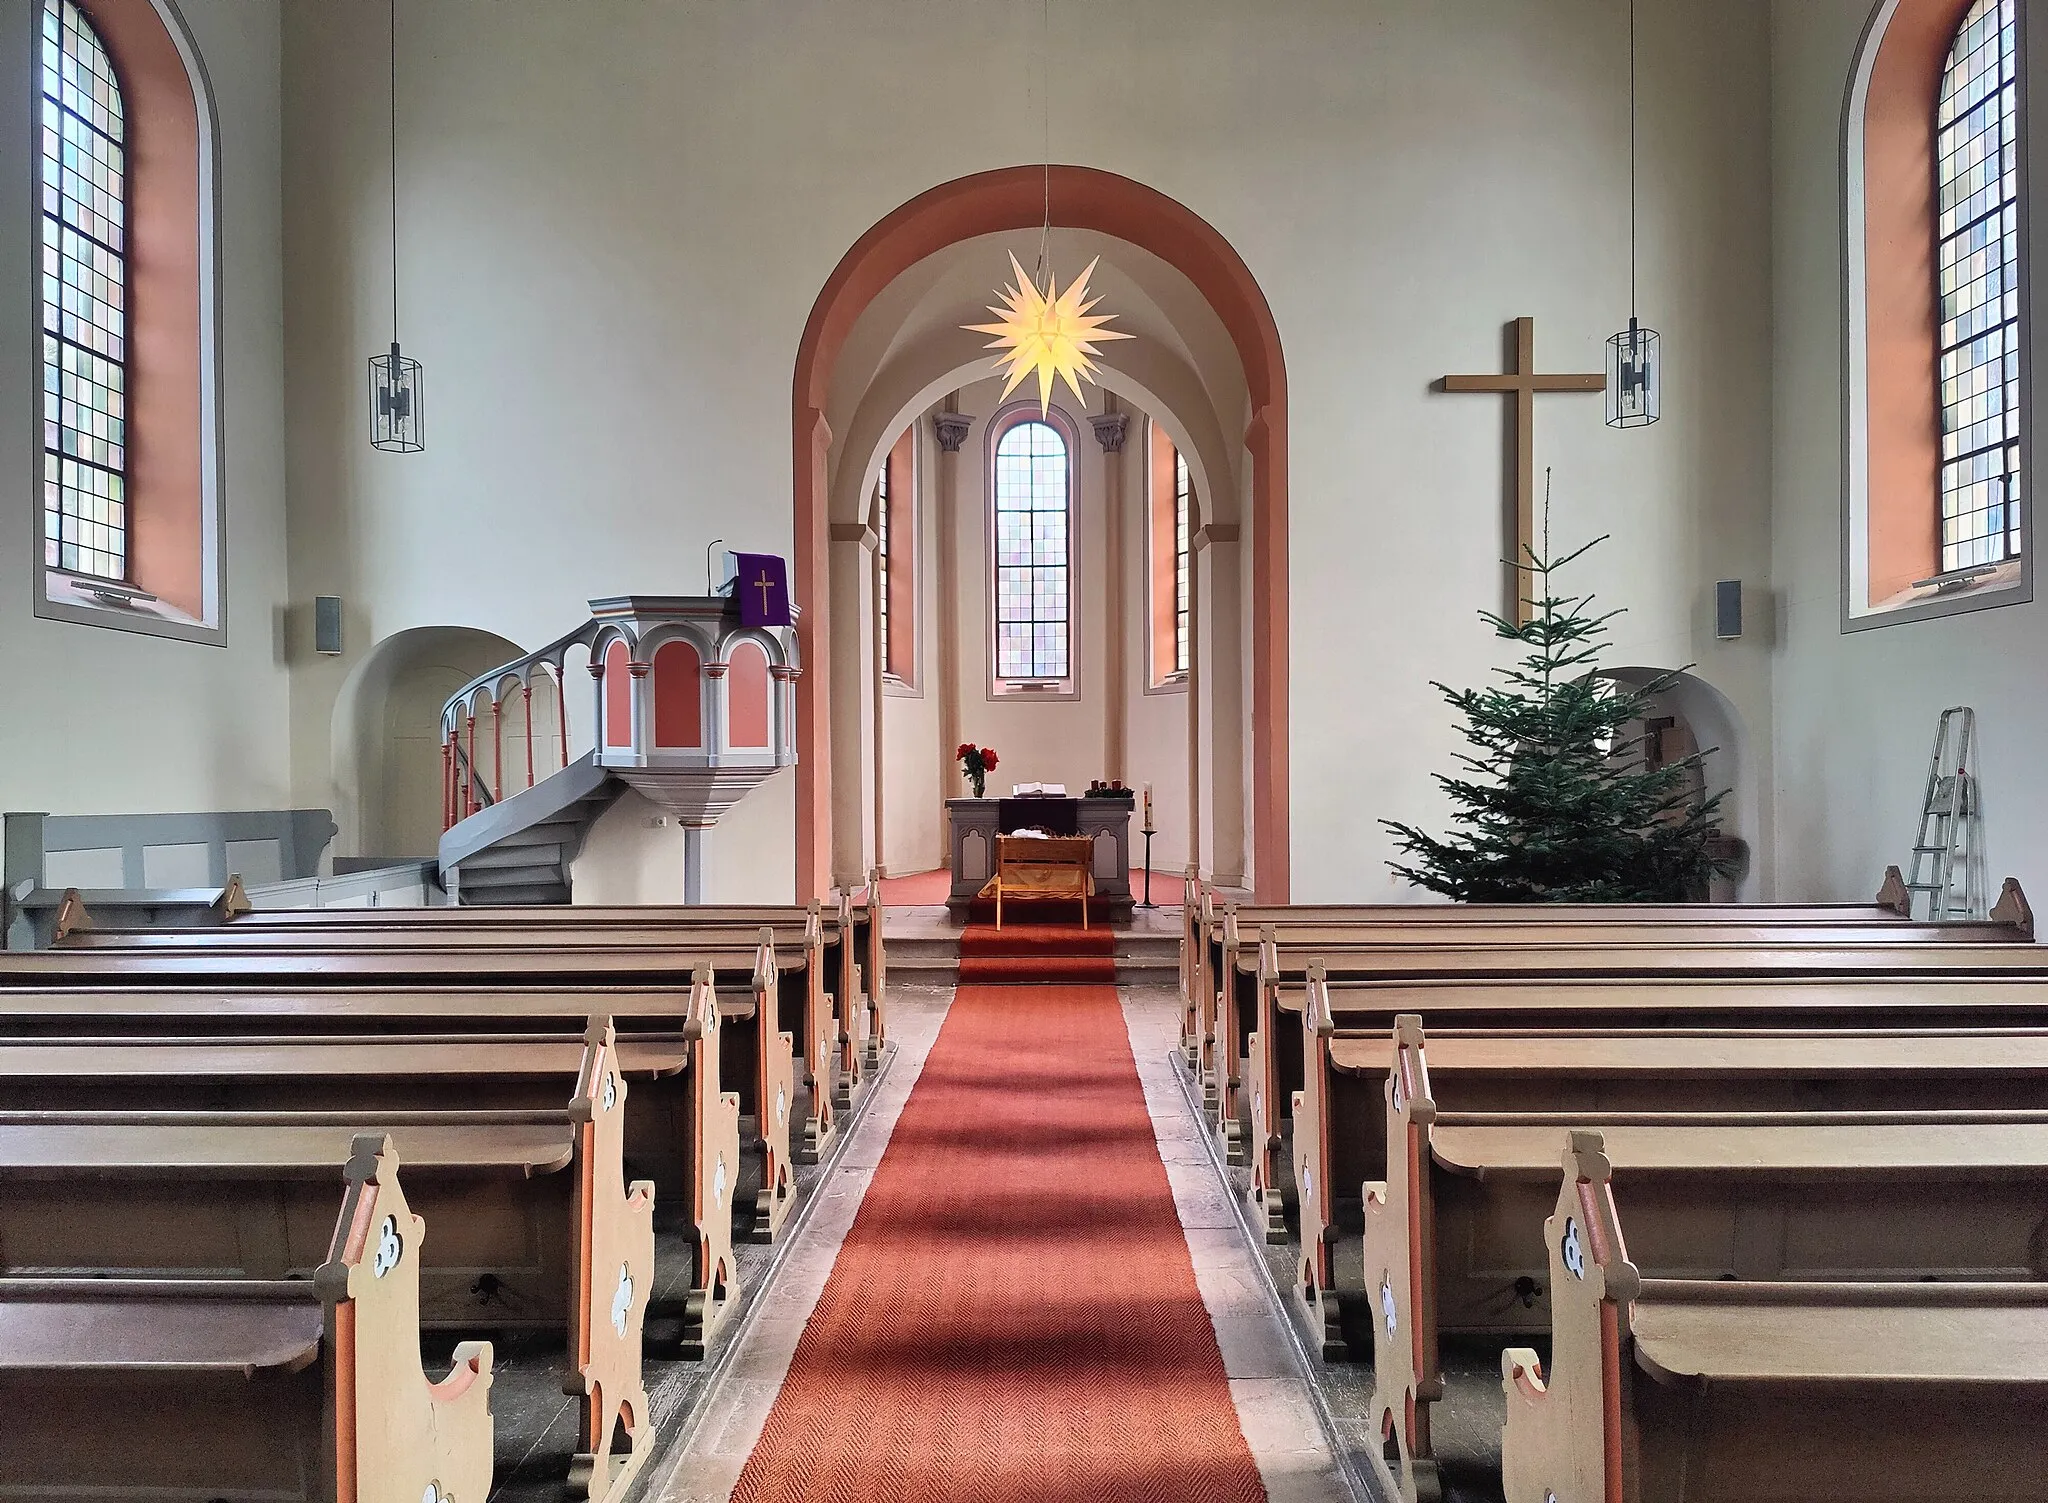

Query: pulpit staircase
[437,596,801,905]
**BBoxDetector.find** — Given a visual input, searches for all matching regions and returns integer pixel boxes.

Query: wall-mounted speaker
[1714,579,1743,640]
[314,595,344,656]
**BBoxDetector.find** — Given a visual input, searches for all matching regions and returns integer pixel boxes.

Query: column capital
[932,411,972,453]
[1090,412,1130,453]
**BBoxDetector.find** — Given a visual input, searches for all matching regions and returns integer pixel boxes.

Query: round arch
[792,165,1290,900]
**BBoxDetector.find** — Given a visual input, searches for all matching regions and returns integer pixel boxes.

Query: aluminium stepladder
[1905,707,1984,920]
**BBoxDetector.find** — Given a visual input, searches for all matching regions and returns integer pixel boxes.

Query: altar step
[886,928,1178,985]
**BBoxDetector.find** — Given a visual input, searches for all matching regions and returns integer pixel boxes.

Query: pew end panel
[1364,1015,1445,1503]
[318,1133,497,1503]
[1294,962,1356,1359]
[1992,875,2035,937]
[832,892,868,1109]
[565,1020,656,1503]
[1498,1130,1636,1503]
[678,968,742,1353]
[863,867,889,1069]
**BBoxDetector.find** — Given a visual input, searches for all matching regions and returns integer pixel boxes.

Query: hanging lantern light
[1606,316,1659,429]
[370,341,422,452]
[369,0,422,452]
[1606,0,1660,431]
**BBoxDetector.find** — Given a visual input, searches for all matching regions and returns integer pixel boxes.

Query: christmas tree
[1383,498,1730,903]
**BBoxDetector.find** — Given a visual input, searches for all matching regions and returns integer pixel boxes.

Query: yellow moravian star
[964,251,1133,413]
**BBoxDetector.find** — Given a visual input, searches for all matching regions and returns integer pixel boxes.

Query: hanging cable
[390,0,400,343]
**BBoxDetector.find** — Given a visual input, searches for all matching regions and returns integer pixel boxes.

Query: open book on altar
[1010,782,1069,797]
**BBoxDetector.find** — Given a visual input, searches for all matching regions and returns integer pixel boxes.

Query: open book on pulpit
[1010,783,1068,796]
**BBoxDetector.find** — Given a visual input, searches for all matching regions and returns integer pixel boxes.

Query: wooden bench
[1498,1132,2048,1503]
[1342,1020,2048,1501]
[1249,937,2048,1246]
[1173,865,1963,1068]
[0,1020,665,1501]
[0,1134,494,1503]
[1289,981,2048,1334]
[6,926,813,1232]
[209,885,893,1094]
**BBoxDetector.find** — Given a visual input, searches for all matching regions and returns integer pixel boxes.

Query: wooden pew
[0,1134,495,1503]
[1498,1132,2048,1503]
[1347,1020,2048,1501]
[6,925,810,1233]
[1247,929,2048,1242]
[0,1021,664,1501]
[53,904,847,1156]
[1174,865,1959,1070]
[1292,984,2048,1355]
[208,883,893,1094]
[0,962,796,1242]
[1351,1036,2048,1503]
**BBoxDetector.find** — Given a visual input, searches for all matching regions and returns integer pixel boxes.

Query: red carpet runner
[729,980,1267,1502]
[957,923,1117,984]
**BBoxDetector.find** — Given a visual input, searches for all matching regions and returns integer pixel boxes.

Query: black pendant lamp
[369,0,422,452]
[1606,0,1659,429]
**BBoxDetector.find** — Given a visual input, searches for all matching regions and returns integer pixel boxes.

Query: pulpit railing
[439,621,595,832]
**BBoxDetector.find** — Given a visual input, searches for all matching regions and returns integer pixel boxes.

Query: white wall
[878,421,942,874]
[0,0,291,818]
[279,0,1776,901]
[1770,0,2048,906]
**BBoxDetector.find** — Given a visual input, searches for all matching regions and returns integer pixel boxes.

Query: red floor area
[728,981,1265,1502]
[958,924,1117,983]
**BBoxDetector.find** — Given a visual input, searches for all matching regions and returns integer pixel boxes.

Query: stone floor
[643,978,1366,1503]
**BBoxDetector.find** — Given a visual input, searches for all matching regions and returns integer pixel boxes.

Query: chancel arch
[793,166,1288,902]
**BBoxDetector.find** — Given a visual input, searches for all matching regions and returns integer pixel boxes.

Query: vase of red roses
[956,743,999,799]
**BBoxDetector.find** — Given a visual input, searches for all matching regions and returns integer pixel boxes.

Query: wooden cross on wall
[1440,317,1605,624]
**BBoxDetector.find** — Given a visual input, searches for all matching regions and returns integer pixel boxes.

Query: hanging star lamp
[962,0,1130,412]
[966,249,1131,413]
[369,0,422,452]
[1606,0,1659,429]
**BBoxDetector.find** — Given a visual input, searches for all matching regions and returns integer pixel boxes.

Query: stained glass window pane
[40,0,127,582]
[1935,0,2024,574]
[992,420,1070,680]
[874,454,889,673]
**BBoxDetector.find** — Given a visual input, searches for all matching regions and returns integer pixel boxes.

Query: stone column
[1091,406,1130,785]
[932,405,971,856]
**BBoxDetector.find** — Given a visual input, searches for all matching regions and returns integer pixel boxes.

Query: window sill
[1843,557,2029,632]
[1146,670,1190,696]
[988,678,1079,703]
[883,671,923,699]
[37,568,223,646]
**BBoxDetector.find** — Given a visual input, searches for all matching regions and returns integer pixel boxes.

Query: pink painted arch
[790,165,1290,902]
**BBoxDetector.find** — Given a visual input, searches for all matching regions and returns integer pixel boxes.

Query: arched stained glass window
[992,419,1070,682]
[1936,0,2024,573]
[40,0,127,582]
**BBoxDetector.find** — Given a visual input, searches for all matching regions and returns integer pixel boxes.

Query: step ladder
[1905,707,1982,920]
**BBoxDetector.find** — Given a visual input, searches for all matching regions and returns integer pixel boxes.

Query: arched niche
[652,640,704,749]
[331,625,524,860]
[1604,667,1757,902]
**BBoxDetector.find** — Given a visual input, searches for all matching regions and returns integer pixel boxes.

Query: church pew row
[1208,901,2037,1166]
[1353,1019,2048,1501]
[1244,934,2048,1239]
[0,963,797,1242]
[0,1135,495,1503]
[1498,1133,2048,1503]
[208,875,893,1070]
[78,881,891,1092]
[55,897,854,1118]
[0,1021,664,1501]
[1289,983,2048,1357]
[1175,867,2030,1078]
[3,927,812,1231]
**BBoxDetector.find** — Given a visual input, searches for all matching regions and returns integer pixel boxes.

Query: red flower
[956,743,975,761]
[981,748,999,769]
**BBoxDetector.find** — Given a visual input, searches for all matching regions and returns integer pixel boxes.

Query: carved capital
[1090,412,1130,453]
[626,661,650,678]
[933,411,972,453]
[704,664,729,679]
[587,662,606,678]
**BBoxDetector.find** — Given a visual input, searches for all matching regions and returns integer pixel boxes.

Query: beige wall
[0,0,291,818]
[1770,0,2048,904]
[277,0,1776,900]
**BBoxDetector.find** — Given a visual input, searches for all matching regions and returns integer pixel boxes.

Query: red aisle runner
[729,981,1266,1503]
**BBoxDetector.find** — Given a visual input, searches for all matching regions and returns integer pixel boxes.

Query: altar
[945,796,1135,917]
